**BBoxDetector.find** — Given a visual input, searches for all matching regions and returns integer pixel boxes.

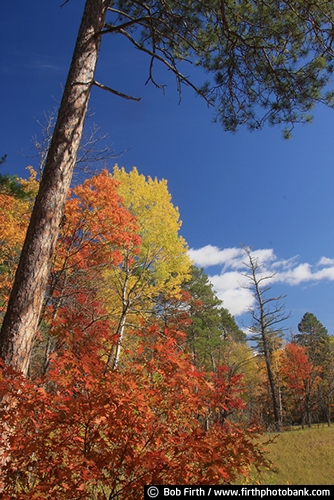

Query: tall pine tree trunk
[0,0,108,375]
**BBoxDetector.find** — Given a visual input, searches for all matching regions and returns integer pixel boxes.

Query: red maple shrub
[0,320,269,498]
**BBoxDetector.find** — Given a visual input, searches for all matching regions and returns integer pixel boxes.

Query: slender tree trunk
[0,0,108,375]
[252,264,282,432]
[110,267,130,371]
[327,399,331,427]
[263,344,282,431]
[305,382,312,428]
[112,311,128,370]
[255,287,282,432]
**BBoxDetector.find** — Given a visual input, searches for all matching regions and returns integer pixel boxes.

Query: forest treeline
[0,165,333,497]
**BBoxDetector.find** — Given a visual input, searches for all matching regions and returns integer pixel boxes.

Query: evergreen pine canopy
[294,312,330,366]
[107,0,334,135]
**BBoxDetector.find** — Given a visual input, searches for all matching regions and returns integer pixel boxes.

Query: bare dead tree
[242,246,290,432]
[30,108,127,181]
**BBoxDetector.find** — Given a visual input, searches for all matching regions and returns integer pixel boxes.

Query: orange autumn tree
[0,167,38,314]
[29,170,141,377]
[281,342,320,427]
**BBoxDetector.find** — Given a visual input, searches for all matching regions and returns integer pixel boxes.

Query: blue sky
[1,1,333,335]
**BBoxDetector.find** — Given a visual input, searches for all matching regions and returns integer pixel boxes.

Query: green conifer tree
[183,265,244,371]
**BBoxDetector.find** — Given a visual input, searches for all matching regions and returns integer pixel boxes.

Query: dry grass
[246,425,334,485]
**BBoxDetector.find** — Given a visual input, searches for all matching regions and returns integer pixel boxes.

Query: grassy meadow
[247,425,334,485]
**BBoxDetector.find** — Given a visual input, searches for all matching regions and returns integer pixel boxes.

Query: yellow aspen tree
[104,166,191,369]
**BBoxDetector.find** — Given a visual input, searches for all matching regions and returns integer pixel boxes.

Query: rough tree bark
[0,0,109,375]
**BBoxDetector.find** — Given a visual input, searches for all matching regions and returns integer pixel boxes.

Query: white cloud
[274,263,313,286]
[188,245,243,268]
[250,248,276,265]
[210,272,254,316]
[189,245,334,316]
[318,256,334,267]
[313,266,334,281]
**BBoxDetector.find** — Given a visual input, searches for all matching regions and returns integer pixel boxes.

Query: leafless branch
[118,28,213,106]
[93,80,142,101]
[100,17,151,35]
[28,108,129,180]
